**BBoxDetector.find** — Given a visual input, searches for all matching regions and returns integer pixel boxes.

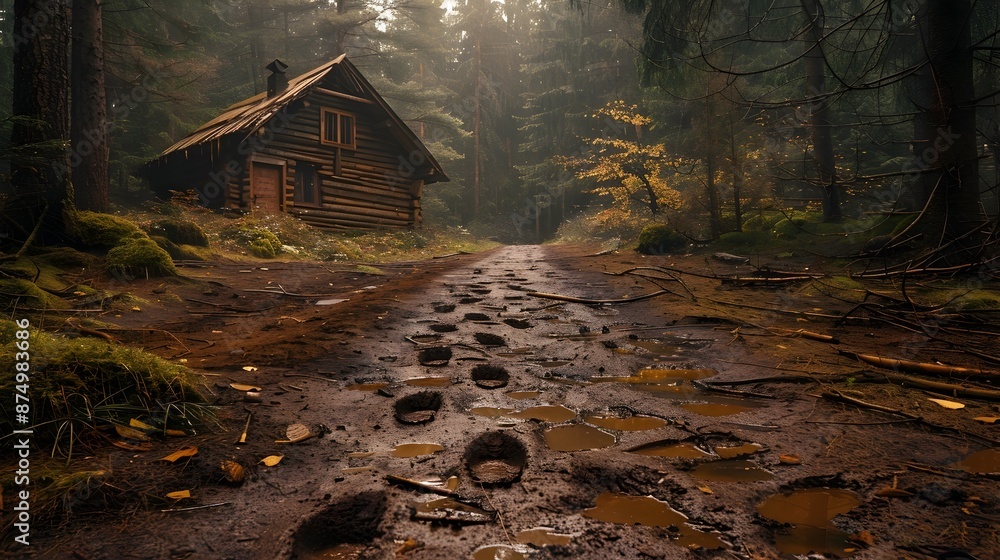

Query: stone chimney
[266,59,289,98]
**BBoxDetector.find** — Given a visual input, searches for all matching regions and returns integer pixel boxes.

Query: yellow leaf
[927,398,965,410]
[260,455,283,467]
[115,425,151,442]
[129,418,156,432]
[242,366,258,372]
[697,485,714,495]
[160,446,199,463]
[972,416,999,424]
[166,490,191,500]
[779,454,802,465]
[285,423,314,443]
[230,383,262,392]
[112,440,153,452]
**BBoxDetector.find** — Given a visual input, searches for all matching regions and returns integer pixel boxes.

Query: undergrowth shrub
[636,223,687,254]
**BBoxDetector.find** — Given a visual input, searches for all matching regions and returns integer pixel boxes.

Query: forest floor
[8,242,1000,560]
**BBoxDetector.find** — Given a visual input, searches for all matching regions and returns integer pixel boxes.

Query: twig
[282,373,339,382]
[479,483,511,546]
[161,502,231,513]
[856,371,1000,401]
[839,350,999,379]
[386,474,458,497]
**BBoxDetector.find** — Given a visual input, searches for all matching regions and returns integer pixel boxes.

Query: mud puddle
[756,488,862,557]
[628,441,714,459]
[583,492,727,549]
[391,443,445,458]
[544,424,616,451]
[516,527,574,546]
[472,545,527,560]
[506,404,577,422]
[954,449,1000,473]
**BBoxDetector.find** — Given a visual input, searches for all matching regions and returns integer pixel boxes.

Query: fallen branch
[857,371,1000,401]
[386,474,457,497]
[161,502,231,513]
[720,276,815,287]
[691,379,775,399]
[768,328,840,343]
[839,351,999,379]
[526,289,672,305]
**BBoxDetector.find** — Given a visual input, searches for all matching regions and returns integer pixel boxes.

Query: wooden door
[251,162,282,212]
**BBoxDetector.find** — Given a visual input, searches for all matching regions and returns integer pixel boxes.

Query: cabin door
[251,162,283,212]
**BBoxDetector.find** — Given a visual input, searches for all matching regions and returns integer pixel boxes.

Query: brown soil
[10,244,1000,560]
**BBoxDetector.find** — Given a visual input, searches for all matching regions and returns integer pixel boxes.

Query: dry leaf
[779,454,801,465]
[876,487,913,498]
[166,490,191,500]
[129,418,156,432]
[851,531,875,546]
[260,455,284,467]
[220,460,246,485]
[928,398,965,410]
[285,423,314,443]
[395,538,423,555]
[697,485,714,495]
[161,446,199,463]
[115,425,151,442]
[165,429,187,437]
[972,416,999,424]
[112,440,153,452]
[230,383,262,392]
[242,366,258,372]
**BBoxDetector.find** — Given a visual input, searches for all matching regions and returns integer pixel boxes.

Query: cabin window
[294,162,319,205]
[321,108,356,149]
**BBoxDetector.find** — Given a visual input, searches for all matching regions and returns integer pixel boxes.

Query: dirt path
[25,245,1000,560]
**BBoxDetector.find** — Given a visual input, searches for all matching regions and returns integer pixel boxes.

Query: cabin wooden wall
[231,82,425,229]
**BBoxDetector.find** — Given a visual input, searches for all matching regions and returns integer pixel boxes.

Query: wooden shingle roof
[155,55,448,182]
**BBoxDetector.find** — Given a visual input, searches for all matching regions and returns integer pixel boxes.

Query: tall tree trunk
[913,0,981,260]
[473,35,481,217]
[8,0,72,245]
[801,0,841,222]
[71,0,109,212]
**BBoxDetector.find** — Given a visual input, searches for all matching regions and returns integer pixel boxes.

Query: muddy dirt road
[27,244,1000,560]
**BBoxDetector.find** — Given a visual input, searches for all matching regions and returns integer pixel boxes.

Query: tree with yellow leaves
[558,101,681,223]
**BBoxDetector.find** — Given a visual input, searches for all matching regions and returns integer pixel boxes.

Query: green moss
[0,319,208,448]
[742,213,783,233]
[636,223,687,255]
[715,230,774,250]
[0,278,71,309]
[354,264,385,276]
[242,227,282,259]
[33,246,99,269]
[149,218,210,247]
[106,236,176,278]
[73,211,143,248]
[0,257,73,293]
[150,236,212,261]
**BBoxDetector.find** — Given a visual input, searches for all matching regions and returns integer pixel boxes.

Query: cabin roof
[156,55,448,182]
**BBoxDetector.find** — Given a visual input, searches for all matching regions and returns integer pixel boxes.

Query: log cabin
[141,56,448,230]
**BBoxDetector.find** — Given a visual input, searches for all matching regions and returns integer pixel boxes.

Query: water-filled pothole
[507,405,576,422]
[411,498,495,524]
[471,364,510,389]
[409,334,443,344]
[433,303,456,313]
[292,491,386,560]
[394,391,443,424]
[544,424,616,451]
[430,323,458,333]
[692,459,774,482]
[630,339,686,361]
[756,488,862,557]
[715,443,763,459]
[582,492,727,549]
[391,443,445,458]
[954,449,1000,473]
[515,527,574,546]
[628,440,714,459]
[680,397,759,417]
[464,312,491,321]
[404,376,453,387]
[471,407,516,418]
[464,431,528,485]
[417,347,452,366]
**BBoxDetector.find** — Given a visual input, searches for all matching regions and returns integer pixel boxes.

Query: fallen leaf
[230,383,262,392]
[112,440,153,452]
[697,485,714,495]
[115,425,151,442]
[161,446,199,463]
[260,455,284,467]
[129,418,156,432]
[928,398,965,410]
[242,366,258,372]
[779,454,801,465]
[165,429,187,437]
[876,487,913,498]
[395,538,423,555]
[285,423,315,443]
[220,460,246,485]
[851,531,875,546]
[972,416,999,424]
[166,490,191,500]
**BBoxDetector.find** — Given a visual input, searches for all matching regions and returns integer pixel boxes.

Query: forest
[1,1,999,559]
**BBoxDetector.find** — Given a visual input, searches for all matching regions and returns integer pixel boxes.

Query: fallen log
[839,350,999,379]
[526,289,672,305]
[858,371,1000,401]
